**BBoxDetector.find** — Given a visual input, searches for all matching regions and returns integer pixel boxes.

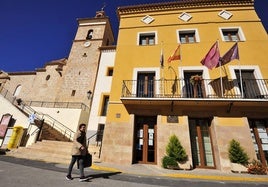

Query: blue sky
[0,0,267,72]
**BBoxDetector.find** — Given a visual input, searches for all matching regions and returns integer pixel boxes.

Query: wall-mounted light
[87,90,92,100]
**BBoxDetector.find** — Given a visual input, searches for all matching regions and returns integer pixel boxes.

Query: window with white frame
[229,66,266,98]
[220,27,245,42]
[138,32,157,46]
[177,29,200,44]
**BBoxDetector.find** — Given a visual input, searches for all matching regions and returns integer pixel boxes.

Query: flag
[168,45,181,62]
[200,41,220,69]
[217,42,239,67]
[160,48,164,68]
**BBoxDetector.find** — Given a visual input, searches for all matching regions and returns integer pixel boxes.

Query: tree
[166,134,187,162]
[228,139,249,165]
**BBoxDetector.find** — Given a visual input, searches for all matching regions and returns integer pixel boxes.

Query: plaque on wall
[167,115,178,123]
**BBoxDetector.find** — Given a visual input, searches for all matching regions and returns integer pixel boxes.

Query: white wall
[31,107,86,132]
[0,95,29,128]
[88,49,115,135]
[0,95,37,147]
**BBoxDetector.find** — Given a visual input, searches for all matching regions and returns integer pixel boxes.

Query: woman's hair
[79,123,86,129]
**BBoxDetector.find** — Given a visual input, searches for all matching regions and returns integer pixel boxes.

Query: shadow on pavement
[86,171,122,179]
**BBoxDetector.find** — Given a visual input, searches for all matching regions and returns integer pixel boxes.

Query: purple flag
[200,41,220,69]
[217,42,239,67]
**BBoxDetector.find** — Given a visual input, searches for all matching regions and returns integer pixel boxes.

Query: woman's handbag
[83,153,92,168]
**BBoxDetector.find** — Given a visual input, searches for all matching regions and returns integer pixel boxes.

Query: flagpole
[179,44,183,97]
[218,40,224,97]
[160,41,164,96]
[237,42,243,98]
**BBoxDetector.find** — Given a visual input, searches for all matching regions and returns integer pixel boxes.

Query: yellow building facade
[101,0,268,171]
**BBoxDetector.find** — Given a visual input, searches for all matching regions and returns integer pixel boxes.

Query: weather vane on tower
[101,3,106,11]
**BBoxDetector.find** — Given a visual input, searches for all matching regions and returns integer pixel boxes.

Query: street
[0,156,267,187]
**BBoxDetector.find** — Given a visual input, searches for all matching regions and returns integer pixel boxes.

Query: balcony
[120,77,268,117]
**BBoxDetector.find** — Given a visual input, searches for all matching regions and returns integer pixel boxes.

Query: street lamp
[87,90,92,100]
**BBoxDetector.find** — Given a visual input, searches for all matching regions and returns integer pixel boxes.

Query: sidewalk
[90,162,268,183]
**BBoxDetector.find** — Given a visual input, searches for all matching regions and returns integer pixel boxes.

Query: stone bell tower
[55,10,114,104]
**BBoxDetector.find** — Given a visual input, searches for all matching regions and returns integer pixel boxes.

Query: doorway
[248,119,268,167]
[133,116,157,164]
[136,73,155,97]
[189,118,215,168]
[235,70,261,98]
[184,71,204,98]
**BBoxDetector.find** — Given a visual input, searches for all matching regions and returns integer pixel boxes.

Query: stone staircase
[6,140,101,165]
[38,122,71,142]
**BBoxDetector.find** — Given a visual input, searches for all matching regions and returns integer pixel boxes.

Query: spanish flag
[168,45,181,62]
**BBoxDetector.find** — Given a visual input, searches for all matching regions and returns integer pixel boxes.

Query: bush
[247,159,268,175]
[228,139,249,165]
[166,134,187,162]
[162,156,178,169]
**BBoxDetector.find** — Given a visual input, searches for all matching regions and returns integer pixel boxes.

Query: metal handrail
[0,87,75,141]
[122,78,268,100]
[87,132,103,158]
[24,101,90,111]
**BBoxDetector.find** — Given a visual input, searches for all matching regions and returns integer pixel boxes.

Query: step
[6,140,101,164]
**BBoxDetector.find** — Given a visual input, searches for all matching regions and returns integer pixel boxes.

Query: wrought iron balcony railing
[121,78,268,100]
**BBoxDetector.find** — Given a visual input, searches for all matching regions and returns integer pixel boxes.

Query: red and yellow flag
[168,45,181,63]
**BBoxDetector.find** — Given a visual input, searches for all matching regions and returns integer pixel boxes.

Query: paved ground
[91,162,268,183]
[0,154,268,187]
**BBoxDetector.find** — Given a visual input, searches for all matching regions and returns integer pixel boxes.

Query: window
[229,66,265,98]
[13,85,22,97]
[136,73,155,98]
[220,27,245,42]
[101,95,109,116]
[71,90,76,96]
[178,12,192,22]
[138,32,156,46]
[218,10,232,20]
[107,67,113,76]
[184,71,204,98]
[46,75,50,81]
[141,15,154,24]
[86,29,93,40]
[177,29,199,44]
[96,124,105,143]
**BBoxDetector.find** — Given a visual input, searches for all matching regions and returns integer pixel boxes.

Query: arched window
[86,29,93,40]
[13,85,22,97]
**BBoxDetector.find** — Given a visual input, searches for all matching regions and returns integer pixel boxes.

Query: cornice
[117,0,254,15]
[8,71,36,76]
[99,45,117,51]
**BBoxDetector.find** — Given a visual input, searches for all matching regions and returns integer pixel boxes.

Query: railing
[0,87,75,141]
[0,87,17,104]
[122,78,268,100]
[87,131,103,158]
[23,101,90,111]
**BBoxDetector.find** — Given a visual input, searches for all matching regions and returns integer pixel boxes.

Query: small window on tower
[46,75,50,81]
[86,29,93,40]
[71,90,76,96]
